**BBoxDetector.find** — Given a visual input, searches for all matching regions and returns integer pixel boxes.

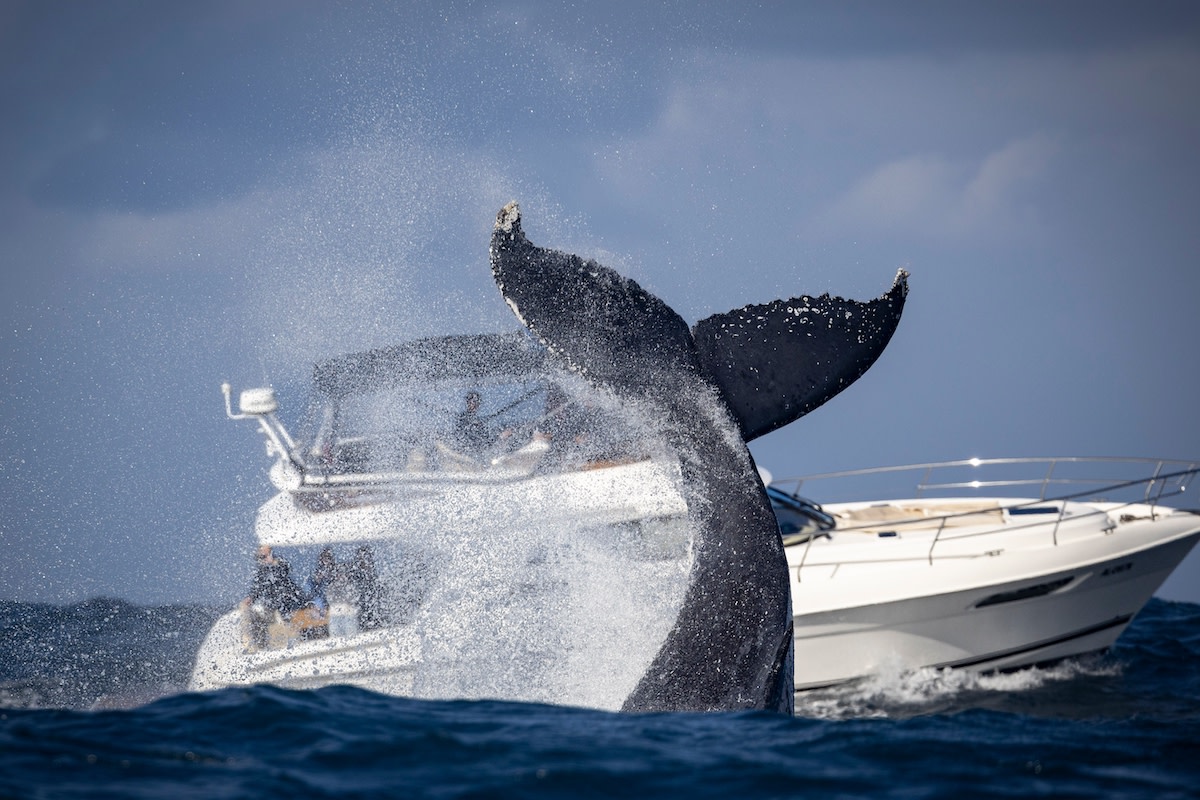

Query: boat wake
[794,656,1123,720]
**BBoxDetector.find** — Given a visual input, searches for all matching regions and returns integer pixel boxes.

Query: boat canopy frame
[311,331,551,399]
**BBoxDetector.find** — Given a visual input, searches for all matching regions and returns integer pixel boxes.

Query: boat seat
[835,502,1005,530]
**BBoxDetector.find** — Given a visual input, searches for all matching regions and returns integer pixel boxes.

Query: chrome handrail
[774,457,1198,503]
[772,457,1200,577]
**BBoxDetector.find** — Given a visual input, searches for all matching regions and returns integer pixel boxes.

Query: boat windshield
[297,333,650,475]
[767,486,836,543]
[309,377,569,471]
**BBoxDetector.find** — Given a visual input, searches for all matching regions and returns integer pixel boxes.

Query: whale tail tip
[495,201,521,234]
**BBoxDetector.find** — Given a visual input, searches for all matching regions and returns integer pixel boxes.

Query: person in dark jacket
[243,545,306,647]
[306,546,338,613]
[451,390,492,454]
[347,545,384,630]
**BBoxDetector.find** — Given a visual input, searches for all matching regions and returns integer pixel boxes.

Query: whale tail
[490,203,907,712]
[491,201,908,427]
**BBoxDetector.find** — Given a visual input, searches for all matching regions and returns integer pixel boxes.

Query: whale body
[489,202,908,713]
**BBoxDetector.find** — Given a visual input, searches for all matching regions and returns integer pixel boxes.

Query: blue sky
[2,1,1199,604]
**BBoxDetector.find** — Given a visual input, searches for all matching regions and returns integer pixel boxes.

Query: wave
[0,598,222,710]
[1,598,1198,797]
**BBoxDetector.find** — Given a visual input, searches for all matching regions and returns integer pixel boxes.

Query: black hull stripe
[795,614,1134,692]
[937,613,1133,671]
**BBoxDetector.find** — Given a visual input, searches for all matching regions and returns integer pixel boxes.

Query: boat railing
[771,457,1200,574]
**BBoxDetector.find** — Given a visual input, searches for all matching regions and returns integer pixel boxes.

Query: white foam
[794,657,1123,720]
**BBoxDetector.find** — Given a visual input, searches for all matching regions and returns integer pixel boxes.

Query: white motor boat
[191,332,693,704]
[768,457,1200,691]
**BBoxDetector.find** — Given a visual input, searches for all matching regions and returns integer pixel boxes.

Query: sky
[2,1,1199,606]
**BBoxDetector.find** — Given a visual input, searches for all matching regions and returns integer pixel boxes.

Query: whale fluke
[489,201,907,713]
[692,270,908,441]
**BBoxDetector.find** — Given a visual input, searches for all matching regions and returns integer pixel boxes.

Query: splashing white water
[794,657,1123,720]
[408,514,691,709]
[232,349,698,711]
[391,377,692,710]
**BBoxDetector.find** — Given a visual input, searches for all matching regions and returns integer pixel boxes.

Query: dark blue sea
[2,597,1198,798]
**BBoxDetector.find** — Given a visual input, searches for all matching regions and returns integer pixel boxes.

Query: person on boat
[347,545,384,630]
[535,384,627,467]
[289,546,339,640]
[305,546,338,614]
[242,545,306,648]
[538,385,584,444]
[451,390,492,455]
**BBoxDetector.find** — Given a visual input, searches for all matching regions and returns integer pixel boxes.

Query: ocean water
[1,598,1198,798]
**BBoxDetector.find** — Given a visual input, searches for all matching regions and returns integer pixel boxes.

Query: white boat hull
[191,610,423,694]
[789,504,1200,689]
